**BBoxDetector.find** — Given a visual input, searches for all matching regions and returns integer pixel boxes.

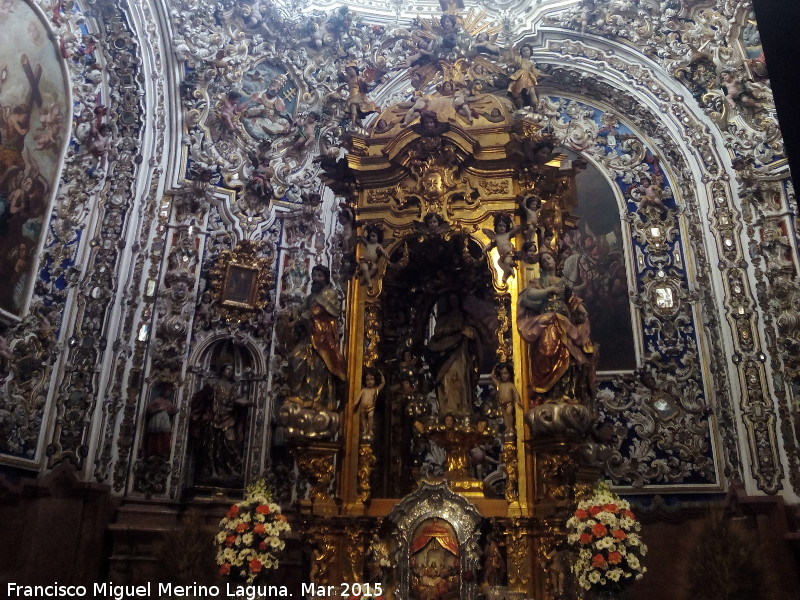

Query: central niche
[373,234,500,498]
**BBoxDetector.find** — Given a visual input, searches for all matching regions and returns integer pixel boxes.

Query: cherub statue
[483,213,521,283]
[401,93,429,127]
[517,241,540,281]
[246,140,275,200]
[357,224,390,287]
[438,80,474,124]
[491,362,522,436]
[634,170,666,211]
[87,122,113,168]
[352,369,385,441]
[415,212,450,237]
[286,112,319,156]
[519,193,542,242]
[218,91,248,134]
[720,70,758,110]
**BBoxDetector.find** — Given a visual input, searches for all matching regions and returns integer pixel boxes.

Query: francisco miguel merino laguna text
[7,582,291,599]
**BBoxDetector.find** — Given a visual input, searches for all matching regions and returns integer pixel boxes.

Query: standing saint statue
[287,265,347,412]
[517,252,596,405]
[190,363,251,482]
[427,294,485,418]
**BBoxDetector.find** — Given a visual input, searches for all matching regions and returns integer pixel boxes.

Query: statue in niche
[190,363,252,481]
[286,265,347,412]
[427,293,486,418]
[481,538,505,588]
[352,369,385,442]
[517,252,596,405]
[143,390,178,458]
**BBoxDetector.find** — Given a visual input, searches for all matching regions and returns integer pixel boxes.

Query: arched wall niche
[171,334,268,493]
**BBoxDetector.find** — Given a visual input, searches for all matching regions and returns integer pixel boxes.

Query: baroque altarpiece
[0,0,799,598]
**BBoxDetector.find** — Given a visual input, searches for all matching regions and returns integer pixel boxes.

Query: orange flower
[253,523,266,534]
[256,504,271,514]
[612,529,627,540]
[259,541,267,551]
[589,506,602,516]
[603,503,619,513]
[624,510,636,520]
[226,505,239,519]
[592,523,608,538]
[592,554,606,568]
[574,509,588,519]
[249,558,263,573]
[236,522,249,532]
[276,514,287,522]
[580,533,593,545]
[219,564,231,576]
[608,551,622,565]
[225,535,237,547]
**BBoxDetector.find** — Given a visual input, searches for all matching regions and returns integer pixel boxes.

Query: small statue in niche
[143,390,178,458]
[482,538,505,587]
[357,223,390,288]
[491,362,522,436]
[483,213,521,283]
[352,368,385,442]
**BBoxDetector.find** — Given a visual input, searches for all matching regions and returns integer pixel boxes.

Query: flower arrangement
[567,480,647,591]
[216,480,291,583]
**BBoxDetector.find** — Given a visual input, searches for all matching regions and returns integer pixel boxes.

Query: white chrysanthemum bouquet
[566,480,647,591]
[216,480,291,583]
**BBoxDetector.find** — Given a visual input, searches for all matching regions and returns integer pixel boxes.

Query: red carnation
[592,554,606,568]
[219,564,231,576]
[256,504,271,514]
[612,529,627,540]
[589,505,602,516]
[603,503,619,513]
[249,558,263,573]
[575,509,588,519]
[579,533,593,545]
[624,509,636,520]
[592,523,608,538]
[236,522,249,532]
[259,541,267,551]
[254,523,266,534]
[608,551,622,565]
[225,535,236,547]
[226,505,239,518]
